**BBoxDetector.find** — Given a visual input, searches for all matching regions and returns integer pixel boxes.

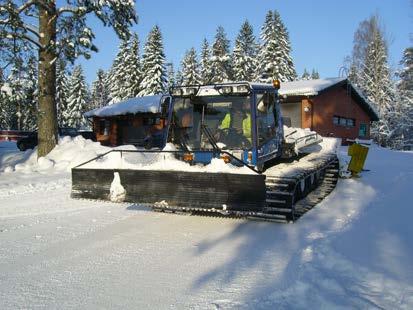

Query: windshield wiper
[201,124,220,152]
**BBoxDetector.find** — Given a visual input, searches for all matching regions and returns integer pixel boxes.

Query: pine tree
[233,20,258,81]
[0,0,137,156]
[138,25,167,96]
[56,59,69,127]
[200,39,213,84]
[181,48,201,85]
[124,34,142,98]
[91,69,110,109]
[210,26,233,83]
[301,69,310,80]
[256,10,297,83]
[66,65,89,128]
[311,69,320,79]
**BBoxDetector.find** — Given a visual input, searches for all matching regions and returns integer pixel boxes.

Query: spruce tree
[21,56,38,130]
[350,14,385,86]
[138,25,167,96]
[360,30,393,146]
[175,69,184,86]
[91,69,110,109]
[56,59,69,127]
[66,65,89,129]
[274,10,297,81]
[108,40,129,103]
[256,10,297,83]
[7,65,25,130]
[301,69,310,80]
[166,63,176,89]
[397,47,413,95]
[181,48,201,85]
[311,69,320,79]
[210,26,233,83]
[200,39,213,84]
[395,47,413,148]
[124,34,142,98]
[233,20,258,81]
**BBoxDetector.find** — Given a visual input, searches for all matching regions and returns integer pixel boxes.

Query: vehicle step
[266,198,287,204]
[266,190,294,196]
[263,207,293,213]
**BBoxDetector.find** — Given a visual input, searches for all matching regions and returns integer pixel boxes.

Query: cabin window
[359,123,367,137]
[333,115,355,127]
[99,119,110,136]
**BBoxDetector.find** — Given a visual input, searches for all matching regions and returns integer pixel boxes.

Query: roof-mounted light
[171,88,183,96]
[234,84,250,94]
[273,79,280,90]
[184,87,198,96]
[220,86,233,95]
[171,86,198,97]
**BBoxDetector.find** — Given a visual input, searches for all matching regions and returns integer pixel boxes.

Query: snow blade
[71,168,267,212]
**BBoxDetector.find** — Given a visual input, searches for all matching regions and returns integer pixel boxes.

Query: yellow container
[348,143,369,175]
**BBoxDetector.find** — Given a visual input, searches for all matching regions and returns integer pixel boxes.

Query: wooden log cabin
[84,95,171,148]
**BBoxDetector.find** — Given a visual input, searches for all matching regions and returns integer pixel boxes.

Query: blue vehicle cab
[166,81,284,171]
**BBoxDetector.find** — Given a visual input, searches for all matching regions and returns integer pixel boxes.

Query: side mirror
[161,97,171,118]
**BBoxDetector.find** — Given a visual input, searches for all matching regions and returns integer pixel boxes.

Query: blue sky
[78,0,412,84]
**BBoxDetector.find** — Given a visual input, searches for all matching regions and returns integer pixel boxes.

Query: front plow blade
[71,168,266,212]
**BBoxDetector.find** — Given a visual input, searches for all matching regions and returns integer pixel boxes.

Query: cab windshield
[169,95,252,150]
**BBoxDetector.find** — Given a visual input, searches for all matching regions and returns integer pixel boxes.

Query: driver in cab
[218,101,252,143]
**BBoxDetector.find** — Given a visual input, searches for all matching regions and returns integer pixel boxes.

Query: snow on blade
[109,172,126,202]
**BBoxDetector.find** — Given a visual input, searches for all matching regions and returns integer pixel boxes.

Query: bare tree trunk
[37,2,58,157]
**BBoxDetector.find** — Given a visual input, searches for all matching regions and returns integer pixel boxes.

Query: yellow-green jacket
[220,113,252,141]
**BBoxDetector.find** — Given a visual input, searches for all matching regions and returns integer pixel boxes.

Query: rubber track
[263,153,339,221]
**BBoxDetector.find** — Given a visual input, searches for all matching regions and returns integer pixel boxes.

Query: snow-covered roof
[85,95,164,117]
[279,78,346,96]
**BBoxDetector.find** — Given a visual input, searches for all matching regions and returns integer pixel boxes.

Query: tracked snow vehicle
[71,81,339,222]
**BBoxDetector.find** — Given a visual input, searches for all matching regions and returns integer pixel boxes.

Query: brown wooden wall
[92,114,166,147]
[286,86,373,142]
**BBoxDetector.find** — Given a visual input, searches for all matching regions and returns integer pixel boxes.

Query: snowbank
[1,138,254,175]
[2,136,111,174]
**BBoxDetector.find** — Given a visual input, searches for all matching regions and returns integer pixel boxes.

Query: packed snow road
[0,140,412,309]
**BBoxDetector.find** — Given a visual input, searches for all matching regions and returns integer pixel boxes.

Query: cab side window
[256,92,276,145]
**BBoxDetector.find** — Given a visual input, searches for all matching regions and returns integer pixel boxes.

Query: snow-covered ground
[0,139,412,309]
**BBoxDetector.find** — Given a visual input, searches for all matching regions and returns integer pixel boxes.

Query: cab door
[254,91,281,163]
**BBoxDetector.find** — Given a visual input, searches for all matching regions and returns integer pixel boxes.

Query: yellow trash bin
[347,143,369,175]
